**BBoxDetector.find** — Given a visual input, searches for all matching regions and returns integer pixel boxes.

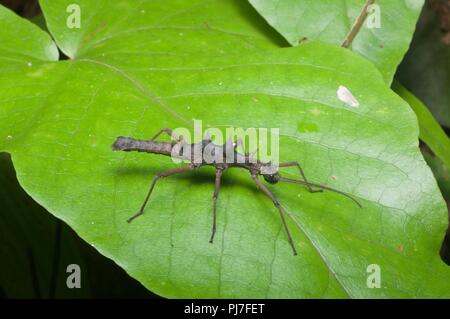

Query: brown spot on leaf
[298,37,308,44]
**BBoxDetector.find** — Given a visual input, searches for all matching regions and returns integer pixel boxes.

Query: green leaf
[41,0,284,59]
[422,152,450,201]
[397,3,450,128]
[392,81,450,170]
[0,4,58,64]
[248,0,425,83]
[1,0,449,298]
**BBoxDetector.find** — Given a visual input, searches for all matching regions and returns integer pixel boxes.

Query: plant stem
[341,0,375,48]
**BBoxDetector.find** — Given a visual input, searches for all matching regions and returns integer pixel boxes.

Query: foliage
[0,0,449,298]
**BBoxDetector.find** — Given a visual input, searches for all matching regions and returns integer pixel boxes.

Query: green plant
[1,0,449,298]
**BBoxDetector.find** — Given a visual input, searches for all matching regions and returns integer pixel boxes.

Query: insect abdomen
[112,136,172,155]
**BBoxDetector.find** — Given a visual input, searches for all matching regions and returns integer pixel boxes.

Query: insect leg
[149,128,182,142]
[127,165,193,223]
[210,168,223,243]
[279,161,322,193]
[278,176,362,208]
[251,174,297,256]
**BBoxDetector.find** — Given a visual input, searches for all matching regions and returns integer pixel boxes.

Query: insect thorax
[170,140,259,166]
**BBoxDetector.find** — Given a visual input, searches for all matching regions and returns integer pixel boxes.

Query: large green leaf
[248,0,425,83]
[0,0,449,298]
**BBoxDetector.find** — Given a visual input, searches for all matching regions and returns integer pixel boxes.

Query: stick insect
[112,128,362,255]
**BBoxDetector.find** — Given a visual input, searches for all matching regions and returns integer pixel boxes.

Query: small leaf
[423,152,450,201]
[248,0,425,83]
[393,81,450,170]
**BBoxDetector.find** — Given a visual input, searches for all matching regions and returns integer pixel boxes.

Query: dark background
[0,152,159,298]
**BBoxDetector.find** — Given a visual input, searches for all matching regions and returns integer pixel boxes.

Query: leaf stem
[341,0,375,48]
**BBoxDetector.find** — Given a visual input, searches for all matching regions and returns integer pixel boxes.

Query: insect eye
[263,174,278,185]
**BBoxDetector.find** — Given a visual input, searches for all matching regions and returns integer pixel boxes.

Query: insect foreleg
[149,128,182,142]
[278,161,322,193]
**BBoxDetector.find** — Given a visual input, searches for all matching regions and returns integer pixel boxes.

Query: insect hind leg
[127,165,193,223]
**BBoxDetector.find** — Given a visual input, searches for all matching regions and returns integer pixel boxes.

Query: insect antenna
[279,176,362,208]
